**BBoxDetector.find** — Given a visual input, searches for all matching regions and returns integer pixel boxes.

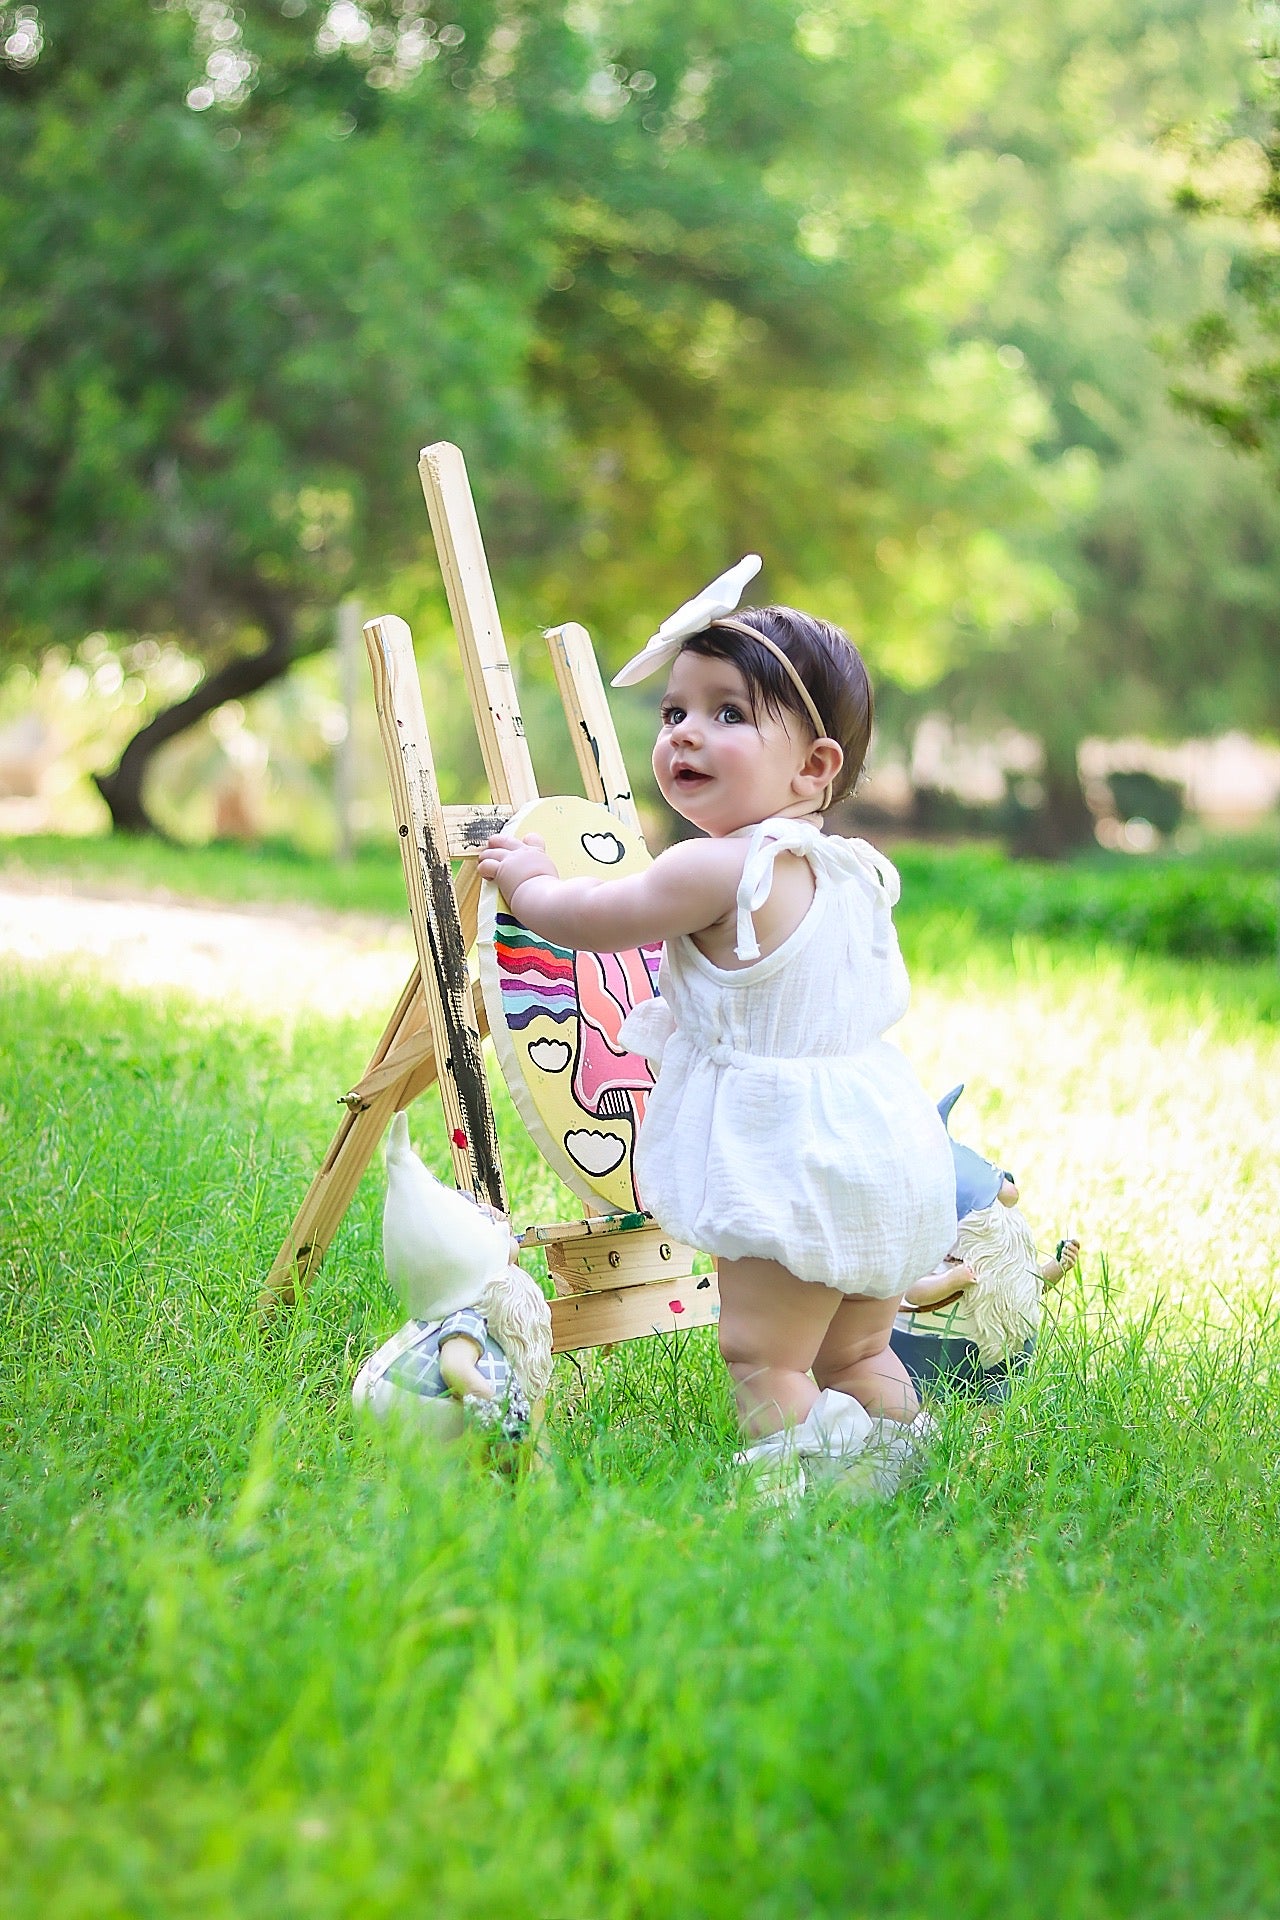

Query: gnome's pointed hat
[938,1084,1006,1221]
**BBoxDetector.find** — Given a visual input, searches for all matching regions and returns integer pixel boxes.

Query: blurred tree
[2,0,1047,833]
[1170,9,1280,650]
[924,0,1280,852]
[1,1,555,828]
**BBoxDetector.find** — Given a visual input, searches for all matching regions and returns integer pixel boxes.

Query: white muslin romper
[617,817,957,1297]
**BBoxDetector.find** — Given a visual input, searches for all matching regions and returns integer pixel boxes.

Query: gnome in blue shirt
[890,1086,1080,1400]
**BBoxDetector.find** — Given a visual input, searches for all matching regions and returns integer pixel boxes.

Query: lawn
[3,840,1280,1916]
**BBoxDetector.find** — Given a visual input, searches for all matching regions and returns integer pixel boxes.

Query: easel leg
[260,968,430,1312]
[544,622,641,830]
[260,868,487,1313]
[365,621,505,1210]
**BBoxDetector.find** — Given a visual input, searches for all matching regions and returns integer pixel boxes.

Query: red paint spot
[669,1300,685,1314]
[451,1129,468,1149]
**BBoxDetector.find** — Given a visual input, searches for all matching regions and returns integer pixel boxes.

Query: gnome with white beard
[352,1112,553,1445]
[890,1086,1079,1400]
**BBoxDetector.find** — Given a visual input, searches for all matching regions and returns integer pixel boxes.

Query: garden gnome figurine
[381,1109,510,1319]
[352,1112,553,1442]
[890,1085,1079,1400]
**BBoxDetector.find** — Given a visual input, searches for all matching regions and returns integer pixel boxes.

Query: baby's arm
[904,1259,975,1308]
[437,1334,492,1401]
[476,832,744,951]
[1040,1236,1080,1286]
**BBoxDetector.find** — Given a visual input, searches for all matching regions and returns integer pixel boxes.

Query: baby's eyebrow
[662,679,751,704]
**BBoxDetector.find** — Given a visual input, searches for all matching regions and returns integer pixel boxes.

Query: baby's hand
[1057,1236,1080,1276]
[477,831,560,901]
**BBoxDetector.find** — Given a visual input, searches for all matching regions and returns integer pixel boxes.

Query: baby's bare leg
[813,1292,918,1423]
[716,1255,844,1439]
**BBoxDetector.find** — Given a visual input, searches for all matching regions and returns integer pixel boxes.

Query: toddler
[478,557,956,1496]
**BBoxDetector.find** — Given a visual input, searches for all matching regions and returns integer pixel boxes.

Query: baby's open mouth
[675,767,711,787]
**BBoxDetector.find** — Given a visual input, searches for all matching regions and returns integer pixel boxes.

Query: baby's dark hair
[680,605,873,806]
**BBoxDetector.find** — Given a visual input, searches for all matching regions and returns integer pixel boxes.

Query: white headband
[611,557,836,810]
[712,617,835,810]
[707,615,829,745]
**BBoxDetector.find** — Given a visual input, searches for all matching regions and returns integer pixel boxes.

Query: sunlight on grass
[3,918,1280,1915]
[897,932,1280,1322]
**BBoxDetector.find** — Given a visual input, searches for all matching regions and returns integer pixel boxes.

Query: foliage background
[2,0,1277,845]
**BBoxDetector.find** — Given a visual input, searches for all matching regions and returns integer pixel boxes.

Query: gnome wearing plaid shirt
[353,1113,552,1444]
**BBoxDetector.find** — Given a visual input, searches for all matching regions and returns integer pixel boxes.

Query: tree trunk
[94,600,296,836]
[1009,748,1096,860]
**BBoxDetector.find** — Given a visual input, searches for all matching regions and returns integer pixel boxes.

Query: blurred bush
[894,839,1278,960]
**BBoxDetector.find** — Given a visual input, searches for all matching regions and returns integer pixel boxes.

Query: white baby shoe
[801,1393,936,1503]
[734,1427,807,1511]
[842,1407,937,1502]
[795,1389,874,1464]
[735,1395,936,1510]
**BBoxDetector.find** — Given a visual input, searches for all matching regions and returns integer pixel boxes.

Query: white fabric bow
[615,994,678,1066]
[611,554,763,687]
[735,821,900,962]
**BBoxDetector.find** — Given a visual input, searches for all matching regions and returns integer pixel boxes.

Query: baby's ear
[801,736,843,791]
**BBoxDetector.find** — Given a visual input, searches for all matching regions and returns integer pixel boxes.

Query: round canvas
[478,796,661,1214]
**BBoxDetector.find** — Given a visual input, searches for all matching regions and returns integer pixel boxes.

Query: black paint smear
[411,761,506,1212]
[461,811,509,847]
[580,720,602,781]
[577,722,631,809]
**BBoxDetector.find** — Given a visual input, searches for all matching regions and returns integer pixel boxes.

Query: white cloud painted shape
[564,1128,627,1176]
[581,832,624,865]
[528,1038,572,1074]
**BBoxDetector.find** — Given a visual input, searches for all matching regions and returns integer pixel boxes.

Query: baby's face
[652,650,814,836]
[998,1177,1020,1207]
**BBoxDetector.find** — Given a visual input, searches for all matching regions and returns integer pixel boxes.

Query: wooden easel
[262,442,719,1353]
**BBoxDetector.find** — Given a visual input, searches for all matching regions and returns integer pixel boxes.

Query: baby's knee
[718,1322,768,1373]
[842,1326,893,1367]
[814,1326,891,1381]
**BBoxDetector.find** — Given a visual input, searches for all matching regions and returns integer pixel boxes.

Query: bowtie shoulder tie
[734,819,900,963]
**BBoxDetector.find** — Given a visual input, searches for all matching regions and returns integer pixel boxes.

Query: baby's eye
[717,704,747,725]
[659,705,685,727]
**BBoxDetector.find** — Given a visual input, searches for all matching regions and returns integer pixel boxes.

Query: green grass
[4,865,1280,1914]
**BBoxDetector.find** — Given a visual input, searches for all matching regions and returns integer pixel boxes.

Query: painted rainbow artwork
[479,796,665,1213]
[492,917,576,1031]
